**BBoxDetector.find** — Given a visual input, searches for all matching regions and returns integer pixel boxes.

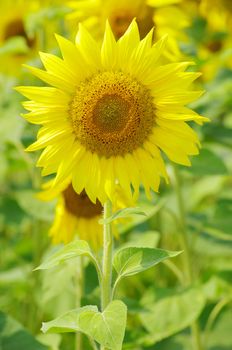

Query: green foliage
[140,288,206,345]
[0,312,48,350]
[35,240,96,271]
[42,301,127,350]
[14,190,55,221]
[78,300,127,350]
[189,148,228,176]
[99,207,147,225]
[0,37,29,56]
[41,306,98,333]
[113,247,181,278]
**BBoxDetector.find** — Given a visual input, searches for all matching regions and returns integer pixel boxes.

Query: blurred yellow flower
[0,0,39,74]
[200,0,232,33]
[67,0,189,59]
[182,0,232,80]
[39,179,133,249]
[17,20,208,204]
[198,36,232,81]
[42,182,103,249]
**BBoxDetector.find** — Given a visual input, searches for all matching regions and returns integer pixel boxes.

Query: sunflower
[40,180,103,249]
[200,0,232,33]
[16,20,208,205]
[67,0,189,58]
[181,0,232,80]
[197,34,232,81]
[39,179,133,248]
[0,0,39,74]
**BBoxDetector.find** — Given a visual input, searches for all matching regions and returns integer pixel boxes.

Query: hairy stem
[173,165,204,350]
[75,256,85,350]
[101,199,113,350]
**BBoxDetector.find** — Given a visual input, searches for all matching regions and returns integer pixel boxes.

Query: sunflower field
[1,1,232,350]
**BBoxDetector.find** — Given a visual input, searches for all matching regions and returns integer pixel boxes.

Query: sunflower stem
[173,165,204,350]
[101,199,113,350]
[75,256,85,350]
[101,199,113,310]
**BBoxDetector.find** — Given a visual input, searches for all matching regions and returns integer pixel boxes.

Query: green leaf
[203,276,232,301]
[0,311,48,350]
[113,247,181,278]
[14,190,55,221]
[125,231,160,249]
[42,301,127,350]
[118,199,166,235]
[0,37,29,56]
[36,334,61,350]
[139,288,205,345]
[207,309,232,349]
[79,300,127,350]
[205,198,232,240]
[0,103,25,144]
[35,240,94,270]
[203,123,232,148]
[99,207,147,225]
[41,306,97,333]
[189,149,228,176]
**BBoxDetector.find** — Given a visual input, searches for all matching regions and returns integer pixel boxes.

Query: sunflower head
[39,180,132,248]
[50,184,103,249]
[17,20,209,205]
[63,185,103,219]
[70,71,155,157]
[67,0,189,58]
[0,1,31,43]
[200,0,232,32]
[67,0,153,39]
[0,0,39,74]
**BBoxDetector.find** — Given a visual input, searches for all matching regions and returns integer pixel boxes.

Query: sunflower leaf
[41,306,97,334]
[99,207,147,225]
[0,311,48,350]
[0,37,29,56]
[113,247,181,279]
[42,301,127,350]
[79,300,127,350]
[35,240,95,271]
[139,288,206,345]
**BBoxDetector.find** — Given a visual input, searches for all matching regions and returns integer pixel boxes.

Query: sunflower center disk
[63,184,102,218]
[70,71,155,157]
[222,0,232,10]
[93,94,130,132]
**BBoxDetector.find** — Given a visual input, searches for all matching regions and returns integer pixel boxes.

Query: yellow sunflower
[16,20,208,205]
[180,0,200,15]
[0,0,39,75]
[181,0,232,80]
[39,179,133,249]
[40,181,104,249]
[67,0,189,58]
[200,0,232,33]
[197,35,232,81]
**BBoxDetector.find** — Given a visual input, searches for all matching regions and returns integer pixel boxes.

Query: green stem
[101,199,113,350]
[173,165,203,350]
[75,256,85,350]
[88,336,99,350]
[173,166,192,284]
[163,260,185,285]
[204,298,231,347]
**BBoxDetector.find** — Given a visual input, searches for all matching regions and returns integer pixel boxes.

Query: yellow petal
[101,20,117,70]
